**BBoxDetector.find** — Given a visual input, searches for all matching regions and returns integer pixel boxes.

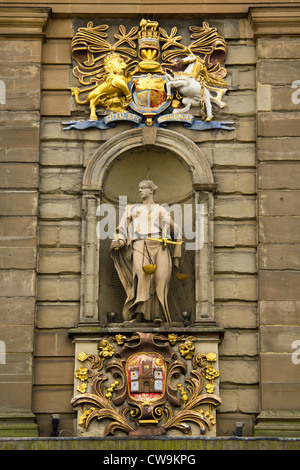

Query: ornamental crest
[65,19,234,131]
[129,74,173,120]
[72,332,221,437]
[127,353,166,400]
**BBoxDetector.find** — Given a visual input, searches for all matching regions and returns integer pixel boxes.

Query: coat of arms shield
[129,74,173,116]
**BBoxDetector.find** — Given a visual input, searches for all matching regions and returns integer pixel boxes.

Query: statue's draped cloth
[111,203,182,322]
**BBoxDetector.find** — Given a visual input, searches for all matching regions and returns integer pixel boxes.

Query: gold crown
[103,52,121,64]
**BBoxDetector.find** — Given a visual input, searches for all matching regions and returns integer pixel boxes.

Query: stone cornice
[0,6,51,38]
[249,6,300,36]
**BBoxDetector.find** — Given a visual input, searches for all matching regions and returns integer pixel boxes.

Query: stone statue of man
[110,179,182,324]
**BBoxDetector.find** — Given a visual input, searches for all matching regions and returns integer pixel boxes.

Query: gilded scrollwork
[105,380,120,402]
[177,382,189,405]
[72,332,221,437]
[161,369,220,434]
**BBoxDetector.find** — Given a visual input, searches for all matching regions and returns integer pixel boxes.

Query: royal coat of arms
[66,19,234,130]
[129,74,172,120]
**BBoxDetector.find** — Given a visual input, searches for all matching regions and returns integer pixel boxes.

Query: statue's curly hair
[139,179,158,194]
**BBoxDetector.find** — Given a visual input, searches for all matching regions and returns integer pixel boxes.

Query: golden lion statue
[71,53,132,120]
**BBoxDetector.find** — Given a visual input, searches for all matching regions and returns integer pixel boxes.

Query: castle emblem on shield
[127,353,165,398]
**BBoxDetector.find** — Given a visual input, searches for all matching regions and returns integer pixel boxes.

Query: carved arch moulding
[79,127,217,328]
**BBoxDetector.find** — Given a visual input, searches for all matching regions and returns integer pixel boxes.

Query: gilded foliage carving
[72,332,221,437]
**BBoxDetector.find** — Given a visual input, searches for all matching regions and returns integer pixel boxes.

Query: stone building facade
[0,0,300,442]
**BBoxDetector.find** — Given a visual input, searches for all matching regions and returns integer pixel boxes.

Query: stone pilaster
[250,6,300,437]
[0,6,51,436]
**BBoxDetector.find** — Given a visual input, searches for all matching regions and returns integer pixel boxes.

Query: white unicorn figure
[166,53,227,121]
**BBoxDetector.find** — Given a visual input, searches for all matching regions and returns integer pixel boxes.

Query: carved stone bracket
[71,331,222,437]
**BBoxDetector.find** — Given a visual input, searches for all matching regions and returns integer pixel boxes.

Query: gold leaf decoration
[71,333,222,437]
[78,352,88,362]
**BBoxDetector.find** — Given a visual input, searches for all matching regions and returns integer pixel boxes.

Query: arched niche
[83,127,214,190]
[79,127,216,326]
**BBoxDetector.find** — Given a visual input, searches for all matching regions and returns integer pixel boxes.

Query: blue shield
[129,74,173,115]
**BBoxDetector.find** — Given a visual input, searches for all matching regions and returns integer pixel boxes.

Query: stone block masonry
[0,6,50,437]
[252,8,300,436]
[0,3,300,439]
[34,14,259,438]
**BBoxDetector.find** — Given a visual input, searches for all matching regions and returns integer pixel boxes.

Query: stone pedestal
[0,409,38,437]
[253,411,300,438]
[0,6,50,438]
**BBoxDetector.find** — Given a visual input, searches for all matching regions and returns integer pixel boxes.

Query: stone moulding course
[249,6,300,36]
[0,7,51,38]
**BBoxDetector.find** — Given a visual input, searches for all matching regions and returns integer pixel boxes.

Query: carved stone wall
[251,8,300,436]
[0,3,299,439]
[35,14,259,437]
[0,7,50,436]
